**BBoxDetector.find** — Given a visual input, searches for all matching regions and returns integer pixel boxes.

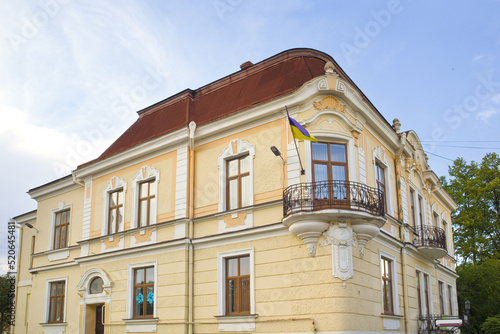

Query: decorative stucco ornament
[321,223,357,281]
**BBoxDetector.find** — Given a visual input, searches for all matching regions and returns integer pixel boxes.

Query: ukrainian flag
[288,115,318,142]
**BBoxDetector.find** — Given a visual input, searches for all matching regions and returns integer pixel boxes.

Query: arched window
[89,277,104,294]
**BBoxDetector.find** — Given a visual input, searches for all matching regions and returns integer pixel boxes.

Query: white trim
[40,322,67,334]
[123,318,159,332]
[446,282,456,316]
[175,146,189,219]
[17,280,32,287]
[47,249,69,262]
[287,140,301,186]
[82,179,92,240]
[218,139,255,212]
[48,203,72,251]
[415,266,433,316]
[400,177,409,225]
[379,251,400,316]
[127,260,158,319]
[44,276,68,323]
[217,248,255,316]
[374,147,393,216]
[131,166,160,228]
[359,146,366,185]
[102,176,127,235]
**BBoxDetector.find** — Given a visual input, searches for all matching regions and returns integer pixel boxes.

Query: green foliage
[482,315,500,334]
[457,259,500,333]
[0,275,12,332]
[444,152,500,264]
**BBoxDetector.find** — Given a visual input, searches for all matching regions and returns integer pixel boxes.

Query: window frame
[108,189,124,234]
[226,154,251,211]
[52,209,71,250]
[217,248,255,316]
[381,256,394,314]
[218,139,255,212]
[410,189,416,228]
[102,176,127,235]
[416,268,433,316]
[45,277,67,324]
[375,161,387,212]
[379,251,399,316]
[131,166,159,229]
[225,255,251,315]
[137,179,156,227]
[133,266,155,318]
[447,284,455,316]
[127,261,157,319]
[438,280,445,315]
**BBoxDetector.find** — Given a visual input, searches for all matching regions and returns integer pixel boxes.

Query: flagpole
[286,106,306,175]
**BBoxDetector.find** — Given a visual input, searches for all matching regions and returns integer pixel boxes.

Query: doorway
[85,303,105,334]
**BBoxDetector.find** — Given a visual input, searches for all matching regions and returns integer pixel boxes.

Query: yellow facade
[13,49,457,334]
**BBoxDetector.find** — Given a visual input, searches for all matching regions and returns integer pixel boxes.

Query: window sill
[40,322,67,334]
[380,313,402,330]
[122,318,158,332]
[215,314,257,332]
[47,248,70,262]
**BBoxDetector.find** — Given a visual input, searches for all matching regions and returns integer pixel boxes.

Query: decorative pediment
[313,95,346,113]
[302,109,363,135]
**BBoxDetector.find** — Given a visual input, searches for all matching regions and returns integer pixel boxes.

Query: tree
[444,153,500,264]
[482,315,500,334]
[0,275,11,333]
[456,259,500,333]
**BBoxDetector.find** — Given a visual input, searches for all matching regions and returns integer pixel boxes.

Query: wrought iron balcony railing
[413,225,446,250]
[283,180,384,218]
[418,314,459,334]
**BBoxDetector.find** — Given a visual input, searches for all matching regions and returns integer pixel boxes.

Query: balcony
[413,225,447,259]
[418,315,462,334]
[282,181,386,257]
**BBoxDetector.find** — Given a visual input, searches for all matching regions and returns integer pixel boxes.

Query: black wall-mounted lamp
[270,146,285,164]
[25,222,39,233]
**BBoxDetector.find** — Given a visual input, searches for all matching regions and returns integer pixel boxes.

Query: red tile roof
[78,48,390,169]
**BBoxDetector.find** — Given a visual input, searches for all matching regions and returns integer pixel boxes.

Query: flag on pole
[286,106,318,142]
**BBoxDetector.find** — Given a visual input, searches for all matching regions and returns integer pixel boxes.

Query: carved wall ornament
[321,223,357,281]
[318,78,329,90]
[336,80,346,92]
[313,96,346,113]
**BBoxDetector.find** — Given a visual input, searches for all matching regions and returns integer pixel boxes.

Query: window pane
[385,281,393,312]
[110,192,117,206]
[146,267,154,284]
[241,176,250,207]
[135,269,144,285]
[239,256,250,276]
[118,207,124,232]
[54,228,60,249]
[51,282,57,295]
[240,155,250,174]
[227,258,238,277]
[149,197,156,225]
[227,279,236,313]
[330,144,346,162]
[314,164,328,183]
[109,211,116,234]
[240,277,250,312]
[57,282,64,295]
[146,286,154,315]
[56,298,61,321]
[229,179,238,210]
[49,298,55,322]
[331,165,346,181]
[55,213,61,226]
[312,142,328,161]
[60,226,66,248]
[139,200,148,227]
[149,180,156,196]
[135,287,143,316]
[140,182,148,197]
[228,159,238,177]
[90,277,103,294]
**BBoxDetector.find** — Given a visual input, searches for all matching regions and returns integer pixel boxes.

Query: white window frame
[415,266,433,315]
[438,279,446,315]
[127,261,158,319]
[441,213,450,254]
[218,139,255,212]
[49,203,72,251]
[446,283,456,316]
[217,248,255,316]
[44,276,68,323]
[131,166,160,228]
[379,251,399,315]
[102,176,127,235]
[409,184,426,228]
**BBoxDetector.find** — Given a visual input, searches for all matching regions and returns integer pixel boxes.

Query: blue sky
[1,0,499,274]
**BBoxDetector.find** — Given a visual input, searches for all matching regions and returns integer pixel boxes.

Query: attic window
[240,61,253,70]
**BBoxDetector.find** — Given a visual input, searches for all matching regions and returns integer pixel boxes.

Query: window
[433,212,439,228]
[410,189,416,227]
[48,281,65,323]
[133,267,154,318]
[53,210,70,249]
[138,180,156,227]
[381,257,394,314]
[442,220,449,253]
[89,277,104,294]
[438,281,445,315]
[418,195,424,226]
[226,155,251,210]
[423,273,430,315]
[312,142,348,200]
[376,162,387,211]
[447,284,454,316]
[226,255,250,315]
[108,190,124,234]
[217,248,255,317]
[416,270,422,316]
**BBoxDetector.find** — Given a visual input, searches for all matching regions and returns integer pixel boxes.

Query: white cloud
[476,108,499,122]
[472,54,484,61]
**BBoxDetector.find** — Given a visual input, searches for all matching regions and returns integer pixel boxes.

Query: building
[13,48,458,334]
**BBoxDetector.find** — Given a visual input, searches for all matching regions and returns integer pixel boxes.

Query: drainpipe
[187,121,196,334]
[401,242,410,333]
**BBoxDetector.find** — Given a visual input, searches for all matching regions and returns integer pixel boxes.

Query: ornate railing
[413,225,446,250]
[418,315,459,334]
[283,181,384,217]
